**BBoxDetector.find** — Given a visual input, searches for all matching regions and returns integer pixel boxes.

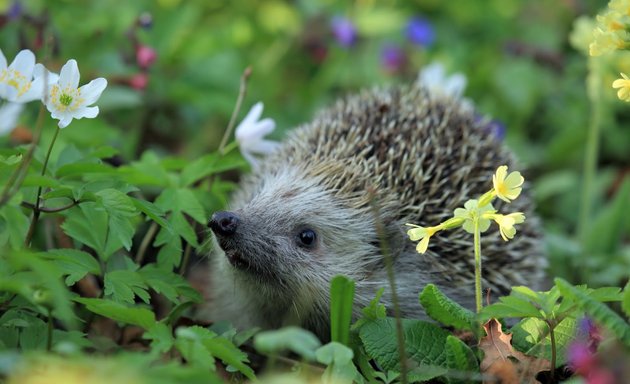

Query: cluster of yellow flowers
[406,166,525,254]
[588,0,630,101]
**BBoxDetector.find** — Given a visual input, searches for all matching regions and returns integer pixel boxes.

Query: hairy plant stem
[0,104,46,209]
[370,195,408,384]
[219,66,252,154]
[577,57,602,278]
[473,217,483,313]
[25,126,61,247]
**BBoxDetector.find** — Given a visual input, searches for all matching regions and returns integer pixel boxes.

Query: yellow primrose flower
[492,165,524,203]
[613,72,630,101]
[406,224,441,254]
[609,0,630,16]
[589,28,626,56]
[596,11,626,31]
[483,212,525,241]
[453,199,494,234]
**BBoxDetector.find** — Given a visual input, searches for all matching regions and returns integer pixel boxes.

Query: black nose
[209,211,239,236]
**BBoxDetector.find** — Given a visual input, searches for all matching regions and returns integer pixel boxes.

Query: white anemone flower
[235,102,280,169]
[44,59,107,129]
[0,102,25,135]
[418,62,468,98]
[0,49,51,103]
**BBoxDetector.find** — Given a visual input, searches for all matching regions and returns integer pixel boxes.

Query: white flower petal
[16,76,45,102]
[0,102,24,135]
[240,149,260,170]
[72,106,99,120]
[419,62,445,88]
[9,49,36,76]
[236,102,264,137]
[444,73,467,97]
[58,116,74,129]
[79,78,107,105]
[59,59,80,90]
[33,63,60,85]
[245,139,280,155]
[0,49,7,70]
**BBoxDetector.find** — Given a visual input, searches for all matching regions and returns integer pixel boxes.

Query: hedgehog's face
[209,167,382,294]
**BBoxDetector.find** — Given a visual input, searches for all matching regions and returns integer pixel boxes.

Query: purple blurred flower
[138,12,153,29]
[406,17,435,47]
[486,119,505,141]
[7,0,22,20]
[568,341,596,375]
[331,16,357,47]
[380,44,406,73]
[136,45,157,69]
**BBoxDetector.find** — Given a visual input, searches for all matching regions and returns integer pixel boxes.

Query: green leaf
[139,265,202,304]
[316,342,359,384]
[132,198,170,230]
[96,189,138,252]
[419,284,477,331]
[174,326,217,371]
[359,318,450,382]
[0,204,29,250]
[104,270,150,304]
[623,281,630,319]
[254,326,322,361]
[330,275,355,346]
[40,249,101,285]
[479,294,543,320]
[55,161,116,178]
[155,188,206,224]
[202,336,255,380]
[352,288,386,331]
[61,203,123,261]
[445,335,478,383]
[144,322,175,354]
[75,298,156,329]
[179,152,246,187]
[555,278,630,347]
[588,287,623,302]
[21,174,61,188]
[510,316,577,367]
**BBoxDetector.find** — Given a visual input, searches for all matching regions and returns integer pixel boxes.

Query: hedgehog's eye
[297,229,317,248]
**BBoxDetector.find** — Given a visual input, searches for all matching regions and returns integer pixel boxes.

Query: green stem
[24,127,61,247]
[473,217,483,313]
[577,58,602,264]
[46,308,53,351]
[219,67,252,154]
[0,104,46,209]
[548,321,557,382]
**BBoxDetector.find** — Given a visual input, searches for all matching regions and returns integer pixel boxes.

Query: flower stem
[24,127,61,247]
[577,58,603,280]
[473,217,483,313]
[219,66,252,154]
[548,321,557,382]
[0,104,46,209]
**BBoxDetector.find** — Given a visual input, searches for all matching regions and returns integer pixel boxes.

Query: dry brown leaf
[479,318,551,384]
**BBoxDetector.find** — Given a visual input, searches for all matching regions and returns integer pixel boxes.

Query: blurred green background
[1,0,627,287]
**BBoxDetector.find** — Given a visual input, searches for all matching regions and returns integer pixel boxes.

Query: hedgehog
[207,83,546,341]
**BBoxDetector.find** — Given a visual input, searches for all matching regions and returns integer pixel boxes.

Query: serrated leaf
[172,211,199,247]
[510,316,577,367]
[61,203,123,261]
[254,326,321,361]
[445,335,478,383]
[40,249,101,285]
[132,198,170,229]
[316,342,358,384]
[75,298,156,329]
[420,284,477,331]
[330,275,355,346]
[144,322,174,354]
[96,189,137,217]
[174,326,217,371]
[139,265,202,303]
[555,278,630,347]
[202,336,255,380]
[179,152,246,187]
[104,270,150,304]
[588,287,623,302]
[359,318,450,381]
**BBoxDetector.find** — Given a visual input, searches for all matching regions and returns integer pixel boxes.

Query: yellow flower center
[50,84,84,112]
[0,68,32,97]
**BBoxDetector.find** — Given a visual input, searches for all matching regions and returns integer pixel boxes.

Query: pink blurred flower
[568,341,596,376]
[136,45,156,69]
[129,73,148,90]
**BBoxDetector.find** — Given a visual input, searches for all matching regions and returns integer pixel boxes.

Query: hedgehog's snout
[209,211,239,237]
